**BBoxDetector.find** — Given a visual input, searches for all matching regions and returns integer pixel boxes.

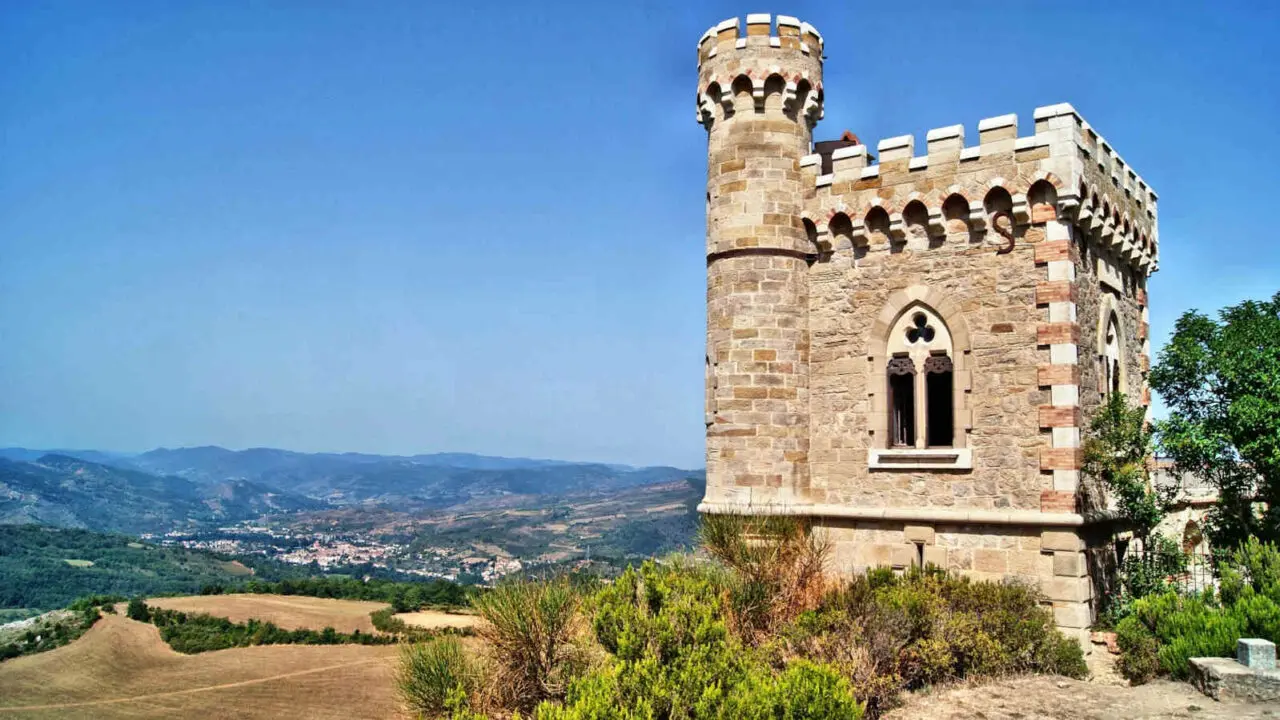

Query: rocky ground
[887,647,1280,720]
[888,675,1279,719]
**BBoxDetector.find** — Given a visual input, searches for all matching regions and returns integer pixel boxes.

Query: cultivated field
[144,594,389,634]
[393,609,478,629]
[0,614,405,719]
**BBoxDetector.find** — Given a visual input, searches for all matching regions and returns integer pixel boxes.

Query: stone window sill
[869,447,973,471]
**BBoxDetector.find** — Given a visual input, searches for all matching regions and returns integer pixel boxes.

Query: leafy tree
[1151,292,1280,549]
[126,596,150,622]
[1082,392,1175,543]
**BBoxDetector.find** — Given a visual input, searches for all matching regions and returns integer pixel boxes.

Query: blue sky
[1,1,1276,468]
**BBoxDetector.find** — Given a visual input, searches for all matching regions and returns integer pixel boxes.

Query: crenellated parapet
[695,15,824,130]
[799,104,1159,276]
[697,14,824,66]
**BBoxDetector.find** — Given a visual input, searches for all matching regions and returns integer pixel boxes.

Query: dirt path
[0,657,390,713]
[886,675,1280,720]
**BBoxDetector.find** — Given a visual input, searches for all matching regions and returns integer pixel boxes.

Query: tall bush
[699,513,829,642]
[472,577,585,714]
[396,636,477,718]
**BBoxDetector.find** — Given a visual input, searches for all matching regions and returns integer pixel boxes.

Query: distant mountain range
[0,446,703,535]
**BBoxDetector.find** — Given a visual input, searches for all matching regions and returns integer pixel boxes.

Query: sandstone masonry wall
[695,14,1159,646]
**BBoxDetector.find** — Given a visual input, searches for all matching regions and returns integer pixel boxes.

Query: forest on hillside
[0,525,287,611]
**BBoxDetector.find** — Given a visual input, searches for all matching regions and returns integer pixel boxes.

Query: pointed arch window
[1102,313,1123,397]
[885,307,955,449]
[868,288,972,470]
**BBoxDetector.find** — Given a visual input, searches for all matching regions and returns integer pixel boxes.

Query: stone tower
[698,14,824,506]
[695,14,1159,646]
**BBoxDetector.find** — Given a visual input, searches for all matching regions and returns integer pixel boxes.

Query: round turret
[697,14,824,256]
[698,15,824,508]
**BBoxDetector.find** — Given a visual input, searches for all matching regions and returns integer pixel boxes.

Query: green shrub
[473,577,585,714]
[1221,536,1280,605]
[433,521,1091,720]
[125,596,150,622]
[397,637,477,718]
[725,661,864,720]
[1118,589,1258,680]
[779,568,1084,716]
[1114,616,1159,684]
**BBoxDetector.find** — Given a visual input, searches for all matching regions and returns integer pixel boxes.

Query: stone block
[1060,626,1092,654]
[1039,448,1083,471]
[1054,602,1092,629]
[904,524,935,545]
[1036,322,1080,346]
[1038,364,1080,387]
[947,548,973,571]
[1008,549,1043,577]
[1041,530,1084,552]
[973,548,1008,574]
[1034,239,1072,264]
[1034,280,1076,305]
[889,544,918,569]
[1053,551,1087,577]
[923,546,947,568]
[1040,490,1077,513]
[1041,576,1091,603]
[1038,406,1081,429]
[1239,639,1277,670]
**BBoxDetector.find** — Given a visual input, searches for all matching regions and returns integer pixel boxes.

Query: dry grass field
[144,594,390,633]
[393,609,479,629]
[0,614,406,719]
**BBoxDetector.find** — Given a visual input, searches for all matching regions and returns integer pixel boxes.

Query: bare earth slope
[886,675,1280,720]
[0,615,403,719]
[144,594,390,634]
[393,609,478,629]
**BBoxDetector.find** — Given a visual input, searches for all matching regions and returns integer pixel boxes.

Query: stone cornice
[698,501,1088,527]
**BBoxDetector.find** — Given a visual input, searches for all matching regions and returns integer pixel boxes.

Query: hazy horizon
[0,442,704,470]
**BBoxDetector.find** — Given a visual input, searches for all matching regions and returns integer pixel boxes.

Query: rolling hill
[126,446,698,507]
[0,455,321,535]
[0,614,403,719]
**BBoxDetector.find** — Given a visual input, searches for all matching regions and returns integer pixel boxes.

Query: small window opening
[888,355,916,447]
[924,354,954,447]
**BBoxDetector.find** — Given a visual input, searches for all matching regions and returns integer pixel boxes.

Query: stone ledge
[868,447,973,471]
[698,501,1086,527]
[1190,657,1280,702]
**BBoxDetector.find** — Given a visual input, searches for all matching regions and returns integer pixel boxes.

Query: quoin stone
[695,14,1157,645]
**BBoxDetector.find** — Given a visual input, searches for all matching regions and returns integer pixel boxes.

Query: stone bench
[1190,639,1280,702]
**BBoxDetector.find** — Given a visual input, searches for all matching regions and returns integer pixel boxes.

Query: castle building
[695,14,1157,643]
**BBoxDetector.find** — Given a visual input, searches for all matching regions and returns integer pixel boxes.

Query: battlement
[694,15,824,129]
[802,103,1160,274]
[697,14,823,67]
